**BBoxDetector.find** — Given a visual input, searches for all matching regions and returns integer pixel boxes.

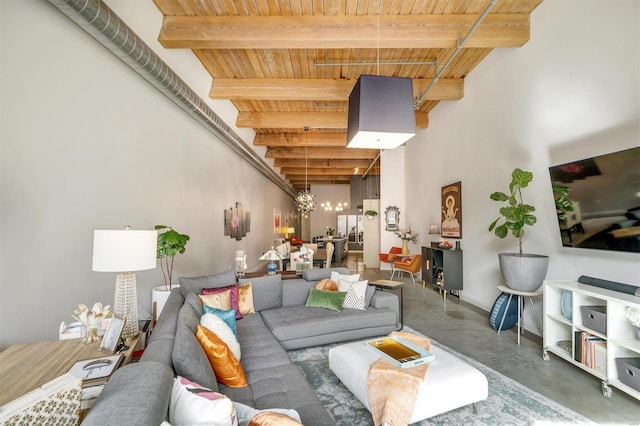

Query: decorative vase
[83,325,99,344]
[402,239,409,255]
[561,290,573,321]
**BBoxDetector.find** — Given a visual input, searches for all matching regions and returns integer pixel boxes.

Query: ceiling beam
[266,147,378,159]
[211,78,463,101]
[255,132,347,147]
[280,167,378,175]
[274,158,375,168]
[290,177,352,183]
[237,111,428,129]
[159,14,530,49]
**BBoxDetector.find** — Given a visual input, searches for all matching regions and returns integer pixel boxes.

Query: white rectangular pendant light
[347,75,416,150]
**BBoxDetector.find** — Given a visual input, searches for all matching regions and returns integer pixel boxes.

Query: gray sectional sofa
[82,267,399,425]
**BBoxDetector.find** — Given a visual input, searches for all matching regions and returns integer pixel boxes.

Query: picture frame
[274,209,281,234]
[385,206,400,231]
[441,181,462,238]
[99,315,125,353]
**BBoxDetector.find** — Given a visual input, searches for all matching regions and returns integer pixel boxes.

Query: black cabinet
[422,245,463,301]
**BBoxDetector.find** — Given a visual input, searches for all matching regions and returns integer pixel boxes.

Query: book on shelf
[67,354,124,386]
[575,331,604,369]
[0,373,82,424]
[366,336,435,368]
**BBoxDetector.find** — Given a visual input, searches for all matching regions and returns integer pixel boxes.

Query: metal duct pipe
[414,0,497,109]
[47,0,296,198]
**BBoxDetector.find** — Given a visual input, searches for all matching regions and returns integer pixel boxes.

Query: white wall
[309,184,350,238]
[0,1,293,349]
[380,147,408,270]
[405,0,640,332]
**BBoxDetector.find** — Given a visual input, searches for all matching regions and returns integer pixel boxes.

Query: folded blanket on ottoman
[367,331,432,426]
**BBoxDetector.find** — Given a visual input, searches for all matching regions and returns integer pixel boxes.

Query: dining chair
[379,246,403,277]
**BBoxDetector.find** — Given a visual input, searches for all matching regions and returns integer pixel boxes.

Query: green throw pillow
[305,288,347,311]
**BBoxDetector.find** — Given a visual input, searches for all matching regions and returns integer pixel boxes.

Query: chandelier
[295,127,316,213]
[321,201,348,212]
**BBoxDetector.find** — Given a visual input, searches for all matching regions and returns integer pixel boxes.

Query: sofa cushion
[201,313,241,360]
[305,288,347,311]
[203,306,238,337]
[238,274,282,311]
[203,285,242,320]
[338,279,368,310]
[235,315,292,372]
[196,325,248,388]
[238,283,256,315]
[172,303,218,391]
[169,376,237,426]
[179,270,237,295]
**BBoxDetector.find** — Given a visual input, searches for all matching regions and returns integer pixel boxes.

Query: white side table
[496,285,543,345]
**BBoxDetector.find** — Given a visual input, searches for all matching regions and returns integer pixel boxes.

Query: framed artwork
[274,209,281,234]
[385,206,400,231]
[441,182,462,238]
[100,315,125,353]
[224,202,250,240]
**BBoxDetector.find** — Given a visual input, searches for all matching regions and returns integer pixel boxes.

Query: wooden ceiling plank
[255,132,347,146]
[280,167,376,175]
[274,158,375,168]
[158,14,531,49]
[237,111,429,128]
[265,146,379,159]
[210,77,463,101]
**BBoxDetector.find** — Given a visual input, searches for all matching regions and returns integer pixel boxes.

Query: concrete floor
[340,253,640,425]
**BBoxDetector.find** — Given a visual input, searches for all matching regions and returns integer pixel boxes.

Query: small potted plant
[152,225,190,317]
[326,226,335,238]
[364,210,378,220]
[488,168,548,292]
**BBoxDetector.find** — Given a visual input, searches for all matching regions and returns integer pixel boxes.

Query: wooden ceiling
[153,0,542,190]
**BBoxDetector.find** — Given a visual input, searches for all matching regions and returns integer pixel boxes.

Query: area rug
[288,333,594,426]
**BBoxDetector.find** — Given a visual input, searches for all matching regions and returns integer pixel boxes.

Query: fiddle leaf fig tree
[155,225,190,290]
[488,168,536,256]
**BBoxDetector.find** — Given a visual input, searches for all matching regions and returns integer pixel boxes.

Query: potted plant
[326,226,335,238]
[364,210,378,220]
[488,168,548,292]
[152,225,190,318]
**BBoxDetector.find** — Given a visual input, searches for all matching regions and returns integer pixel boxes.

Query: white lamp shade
[92,230,158,272]
[287,227,295,234]
[259,249,283,261]
[347,74,416,150]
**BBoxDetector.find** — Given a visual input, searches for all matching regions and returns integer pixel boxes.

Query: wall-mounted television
[548,146,640,253]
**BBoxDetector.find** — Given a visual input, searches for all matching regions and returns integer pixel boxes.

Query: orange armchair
[391,254,422,286]
[379,246,403,277]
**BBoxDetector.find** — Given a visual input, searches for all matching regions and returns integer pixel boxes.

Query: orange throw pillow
[238,283,256,315]
[196,325,248,388]
[315,278,338,292]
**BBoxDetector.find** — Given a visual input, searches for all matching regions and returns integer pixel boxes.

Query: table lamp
[92,227,157,340]
[259,247,283,275]
[284,227,295,239]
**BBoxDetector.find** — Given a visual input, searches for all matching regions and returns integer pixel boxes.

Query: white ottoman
[328,339,488,424]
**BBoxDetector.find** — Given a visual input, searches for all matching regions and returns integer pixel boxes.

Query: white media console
[543,279,640,400]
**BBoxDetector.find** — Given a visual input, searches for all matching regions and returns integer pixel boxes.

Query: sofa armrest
[82,362,174,426]
[370,291,400,328]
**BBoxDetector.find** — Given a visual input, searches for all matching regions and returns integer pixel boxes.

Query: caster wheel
[601,382,612,398]
[542,350,550,361]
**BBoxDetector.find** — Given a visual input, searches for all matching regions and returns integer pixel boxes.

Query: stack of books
[574,331,606,374]
[68,354,124,410]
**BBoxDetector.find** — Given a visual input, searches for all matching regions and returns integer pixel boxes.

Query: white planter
[152,285,180,320]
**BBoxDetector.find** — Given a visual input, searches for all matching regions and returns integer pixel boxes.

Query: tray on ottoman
[329,335,488,423]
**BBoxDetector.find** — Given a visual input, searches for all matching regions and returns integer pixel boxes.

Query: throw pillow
[315,278,338,292]
[305,288,347,312]
[364,285,376,308]
[330,271,360,283]
[202,285,242,320]
[249,412,303,426]
[196,325,248,388]
[201,313,241,360]
[200,291,232,311]
[338,279,368,310]
[237,283,256,315]
[184,291,204,317]
[169,376,238,426]
[202,306,238,337]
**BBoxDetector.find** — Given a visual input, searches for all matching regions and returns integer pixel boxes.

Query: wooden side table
[0,335,139,407]
[370,279,405,330]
